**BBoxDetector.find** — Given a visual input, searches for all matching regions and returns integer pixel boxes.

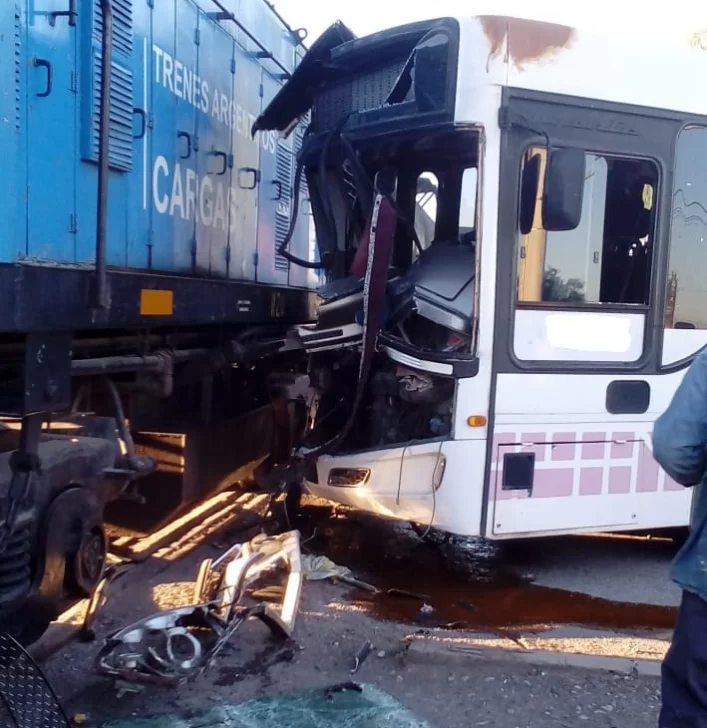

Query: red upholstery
[349,197,396,277]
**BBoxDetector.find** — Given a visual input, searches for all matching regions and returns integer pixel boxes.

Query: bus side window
[665,126,707,332]
[516,149,658,307]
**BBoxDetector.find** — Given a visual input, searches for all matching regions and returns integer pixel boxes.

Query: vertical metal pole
[92,0,113,310]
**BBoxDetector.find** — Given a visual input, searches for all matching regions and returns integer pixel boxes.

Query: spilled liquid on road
[298,502,678,634]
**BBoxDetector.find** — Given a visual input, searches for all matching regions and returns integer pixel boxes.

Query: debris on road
[101,684,431,728]
[31,492,275,664]
[81,563,134,643]
[455,600,478,613]
[351,639,374,674]
[302,554,351,581]
[324,681,363,699]
[302,554,429,598]
[194,530,302,634]
[387,588,431,601]
[95,530,303,687]
[301,554,378,592]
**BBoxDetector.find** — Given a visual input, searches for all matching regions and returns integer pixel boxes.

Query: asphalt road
[42,498,672,727]
[506,532,682,608]
[48,577,664,728]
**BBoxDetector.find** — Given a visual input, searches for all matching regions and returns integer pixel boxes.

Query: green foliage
[543,266,586,303]
[689,28,707,50]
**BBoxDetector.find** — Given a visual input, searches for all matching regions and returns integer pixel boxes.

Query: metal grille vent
[274,143,293,272]
[313,59,406,131]
[89,52,134,172]
[82,0,134,171]
[93,0,133,57]
[0,632,70,728]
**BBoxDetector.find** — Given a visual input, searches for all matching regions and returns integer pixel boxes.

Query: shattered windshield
[306,128,479,282]
[415,167,478,256]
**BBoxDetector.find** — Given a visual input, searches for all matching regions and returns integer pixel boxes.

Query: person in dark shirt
[653,347,707,727]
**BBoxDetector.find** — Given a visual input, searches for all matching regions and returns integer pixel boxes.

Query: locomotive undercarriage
[0,324,304,644]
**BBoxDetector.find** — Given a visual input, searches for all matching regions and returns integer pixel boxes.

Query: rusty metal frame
[95,530,302,687]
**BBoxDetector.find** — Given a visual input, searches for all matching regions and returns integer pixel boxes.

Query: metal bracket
[11,333,73,416]
[49,1,77,27]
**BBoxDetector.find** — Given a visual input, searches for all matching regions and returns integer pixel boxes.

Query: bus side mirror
[519,153,541,235]
[542,148,585,231]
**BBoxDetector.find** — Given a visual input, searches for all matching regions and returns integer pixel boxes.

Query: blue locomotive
[2,0,315,289]
[0,0,318,641]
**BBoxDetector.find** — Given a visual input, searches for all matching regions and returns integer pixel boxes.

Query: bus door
[485,88,693,538]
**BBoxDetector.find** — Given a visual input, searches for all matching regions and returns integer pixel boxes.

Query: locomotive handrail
[262,0,308,47]
[49,0,77,27]
[92,0,113,311]
[207,0,305,79]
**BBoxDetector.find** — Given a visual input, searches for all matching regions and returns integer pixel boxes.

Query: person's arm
[653,349,707,486]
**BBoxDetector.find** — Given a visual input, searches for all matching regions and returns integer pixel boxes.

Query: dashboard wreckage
[256,19,478,473]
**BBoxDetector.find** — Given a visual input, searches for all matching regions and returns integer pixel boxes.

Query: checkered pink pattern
[490,431,682,501]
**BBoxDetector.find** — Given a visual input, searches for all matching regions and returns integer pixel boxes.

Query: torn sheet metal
[96,531,302,687]
[197,530,303,635]
[351,639,374,674]
[251,21,356,136]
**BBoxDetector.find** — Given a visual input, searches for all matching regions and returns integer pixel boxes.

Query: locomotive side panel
[0,4,28,263]
[229,44,263,281]
[8,0,313,289]
[26,0,78,263]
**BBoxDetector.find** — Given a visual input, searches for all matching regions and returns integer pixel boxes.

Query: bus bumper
[304,439,487,536]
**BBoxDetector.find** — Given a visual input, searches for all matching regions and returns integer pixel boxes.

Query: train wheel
[39,487,105,601]
[68,526,106,598]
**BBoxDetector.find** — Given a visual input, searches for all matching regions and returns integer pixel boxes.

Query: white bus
[255,15,707,540]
